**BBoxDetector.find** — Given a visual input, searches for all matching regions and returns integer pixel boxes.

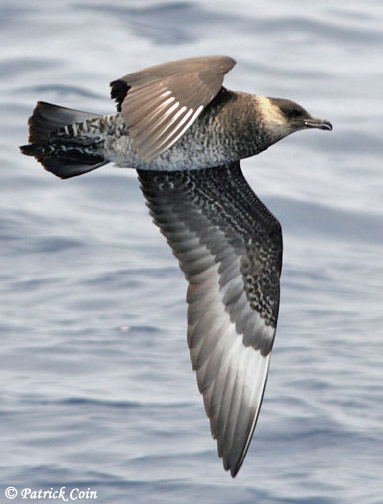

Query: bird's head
[256,96,332,143]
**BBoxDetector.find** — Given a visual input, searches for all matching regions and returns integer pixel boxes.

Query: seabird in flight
[20,55,332,477]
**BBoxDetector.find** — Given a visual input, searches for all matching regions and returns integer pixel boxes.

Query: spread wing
[138,162,283,477]
[110,55,236,161]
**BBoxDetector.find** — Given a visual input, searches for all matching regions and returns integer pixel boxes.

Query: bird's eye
[285,107,304,119]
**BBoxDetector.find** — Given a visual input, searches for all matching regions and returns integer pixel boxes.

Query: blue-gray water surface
[1,1,382,503]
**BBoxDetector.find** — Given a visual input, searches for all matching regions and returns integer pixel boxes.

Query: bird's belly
[102,115,239,171]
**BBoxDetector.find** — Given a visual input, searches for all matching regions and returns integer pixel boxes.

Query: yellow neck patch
[255,96,293,139]
[256,96,286,126]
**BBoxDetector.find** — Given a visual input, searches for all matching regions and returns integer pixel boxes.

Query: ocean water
[1,1,382,503]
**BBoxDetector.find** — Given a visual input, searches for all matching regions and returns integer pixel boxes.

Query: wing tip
[219,434,250,478]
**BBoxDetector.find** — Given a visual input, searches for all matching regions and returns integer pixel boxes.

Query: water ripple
[1,2,381,503]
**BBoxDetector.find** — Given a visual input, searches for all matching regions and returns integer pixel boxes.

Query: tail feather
[27,101,101,143]
[20,101,108,179]
[39,158,107,179]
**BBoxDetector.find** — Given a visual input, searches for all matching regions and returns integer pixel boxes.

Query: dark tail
[20,101,108,179]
